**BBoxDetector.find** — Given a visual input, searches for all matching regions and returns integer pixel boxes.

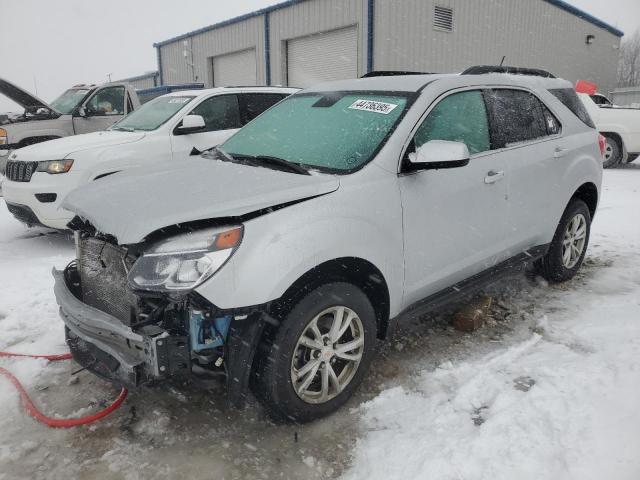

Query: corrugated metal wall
[128,76,157,90]
[117,73,158,90]
[157,0,621,93]
[159,15,265,86]
[373,0,621,93]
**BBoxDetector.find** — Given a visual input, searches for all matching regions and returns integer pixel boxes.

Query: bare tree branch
[618,30,640,88]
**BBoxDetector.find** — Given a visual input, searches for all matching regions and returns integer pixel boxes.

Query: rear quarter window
[548,88,596,129]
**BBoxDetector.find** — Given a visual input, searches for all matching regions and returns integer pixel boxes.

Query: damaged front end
[53,227,266,406]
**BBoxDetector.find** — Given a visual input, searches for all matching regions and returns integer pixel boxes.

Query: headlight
[37,159,74,174]
[128,225,243,292]
[0,128,7,156]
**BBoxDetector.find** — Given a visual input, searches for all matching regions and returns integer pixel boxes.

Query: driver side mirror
[75,106,87,118]
[175,115,206,135]
[408,140,470,170]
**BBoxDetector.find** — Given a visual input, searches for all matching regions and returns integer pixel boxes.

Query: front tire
[602,134,623,168]
[252,282,377,423]
[536,199,591,283]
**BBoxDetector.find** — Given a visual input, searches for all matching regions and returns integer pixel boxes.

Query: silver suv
[53,68,603,422]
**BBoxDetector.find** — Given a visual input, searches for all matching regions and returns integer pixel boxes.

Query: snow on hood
[11,130,146,162]
[0,77,55,112]
[63,157,340,244]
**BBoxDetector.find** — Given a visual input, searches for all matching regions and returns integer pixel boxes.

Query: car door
[73,86,127,134]
[170,94,242,159]
[399,89,509,306]
[483,88,564,252]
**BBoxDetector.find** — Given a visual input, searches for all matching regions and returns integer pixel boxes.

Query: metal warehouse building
[117,71,160,90]
[153,0,623,94]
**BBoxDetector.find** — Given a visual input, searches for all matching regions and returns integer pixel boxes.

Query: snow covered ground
[0,167,638,479]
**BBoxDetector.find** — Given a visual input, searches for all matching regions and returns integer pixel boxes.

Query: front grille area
[78,237,139,325]
[5,160,38,182]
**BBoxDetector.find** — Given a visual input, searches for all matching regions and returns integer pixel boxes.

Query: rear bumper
[53,268,189,387]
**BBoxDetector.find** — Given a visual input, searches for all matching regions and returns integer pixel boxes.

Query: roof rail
[361,71,432,78]
[462,66,556,78]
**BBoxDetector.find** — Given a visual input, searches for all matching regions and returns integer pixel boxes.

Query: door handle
[554,146,568,158]
[484,170,505,184]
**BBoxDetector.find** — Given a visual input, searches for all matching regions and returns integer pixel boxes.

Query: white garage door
[212,49,257,87]
[287,26,358,88]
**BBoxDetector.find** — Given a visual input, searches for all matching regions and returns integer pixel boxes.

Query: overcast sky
[1,0,638,112]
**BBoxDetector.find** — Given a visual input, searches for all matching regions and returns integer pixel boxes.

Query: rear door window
[239,93,289,124]
[413,90,491,155]
[485,89,553,147]
[189,94,241,132]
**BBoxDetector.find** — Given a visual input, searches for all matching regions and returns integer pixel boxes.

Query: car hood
[0,77,56,112]
[62,157,340,244]
[12,131,147,162]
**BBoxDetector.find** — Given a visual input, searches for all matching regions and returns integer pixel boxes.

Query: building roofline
[611,86,640,93]
[153,0,306,47]
[118,71,160,83]
[153,0,623,49]
[542,0,623,37]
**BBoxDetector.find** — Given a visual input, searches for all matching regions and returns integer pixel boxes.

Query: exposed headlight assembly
[37,159,74,174]
[128,225,243,292]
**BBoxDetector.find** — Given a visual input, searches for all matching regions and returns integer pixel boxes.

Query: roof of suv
[164,86,299,97]
[304,73,573,94]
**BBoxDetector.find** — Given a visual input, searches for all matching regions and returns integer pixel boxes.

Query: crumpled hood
[0,77,55,112]
[12,131,146,162]
[63,157,340,244]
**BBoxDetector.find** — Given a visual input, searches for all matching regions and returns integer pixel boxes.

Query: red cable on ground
[0,350,128,428]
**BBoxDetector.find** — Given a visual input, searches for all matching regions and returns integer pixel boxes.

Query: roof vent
[434,6,454,32]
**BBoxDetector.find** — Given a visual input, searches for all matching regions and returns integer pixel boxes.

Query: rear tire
[536,199,591,283]
[602,134,622,168]
[252,282,377,423]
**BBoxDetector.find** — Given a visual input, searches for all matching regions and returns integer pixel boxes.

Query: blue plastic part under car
[189,311,232,352]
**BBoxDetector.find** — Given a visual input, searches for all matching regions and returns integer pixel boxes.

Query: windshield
[49,88,91,114]
[112,95,195,131]
[220,93,410,172]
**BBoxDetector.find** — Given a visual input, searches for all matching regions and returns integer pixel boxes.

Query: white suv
[53,69,602,422]
[2,86,296,229]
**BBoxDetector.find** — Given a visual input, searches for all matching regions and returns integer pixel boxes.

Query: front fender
[195,170,405,316]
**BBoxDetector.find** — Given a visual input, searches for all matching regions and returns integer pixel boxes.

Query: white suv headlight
[0,128,8,157]
[128,225,243,292]
[37,159,74,174]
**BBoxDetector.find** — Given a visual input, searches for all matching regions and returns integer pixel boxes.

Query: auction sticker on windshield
[168,98,191,104]
[348,99,398,115]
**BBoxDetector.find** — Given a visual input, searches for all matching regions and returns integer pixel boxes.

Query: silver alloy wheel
[604,141,614,161]
[291,306,365,404]
[562,213,587,269]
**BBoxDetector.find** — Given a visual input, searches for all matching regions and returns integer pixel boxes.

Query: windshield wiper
[203,148,310,175]
[234,154,311,175]
[111,126,135,132]
[201,145,234,162]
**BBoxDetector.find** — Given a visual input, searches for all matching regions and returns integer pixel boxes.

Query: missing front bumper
[53,268,190,387]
